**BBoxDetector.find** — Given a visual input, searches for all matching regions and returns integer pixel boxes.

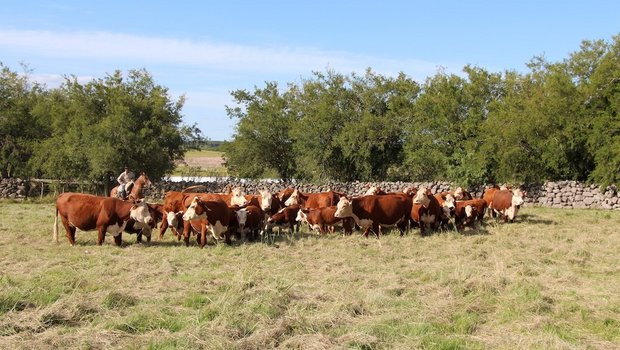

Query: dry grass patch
[0,201,618,349]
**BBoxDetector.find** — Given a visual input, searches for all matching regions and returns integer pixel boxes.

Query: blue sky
[1,1,618,140]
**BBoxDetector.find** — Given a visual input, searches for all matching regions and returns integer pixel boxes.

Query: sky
[1,0,619,141]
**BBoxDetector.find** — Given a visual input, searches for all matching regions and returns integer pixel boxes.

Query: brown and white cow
[284,189,345,209]
[488,189,525,222]
[434,192,457,229]
[452,187,474,200]
[263,205,301,236]
[239,205,264,241]
[159,191,223,240]
[296,206,353,235]
[334,194,411,237]
[124,203,164,243]
[454,200,478,231]
[411,187,443,235]
[182,196,231,248]
[54,193,153,246]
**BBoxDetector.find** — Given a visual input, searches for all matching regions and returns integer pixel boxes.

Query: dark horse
[110,172,152,200]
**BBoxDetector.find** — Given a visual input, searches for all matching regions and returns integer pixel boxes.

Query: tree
[0,63,47,178]
[584,35,620,185]
[29,69,197,182]
[222,82,296,179]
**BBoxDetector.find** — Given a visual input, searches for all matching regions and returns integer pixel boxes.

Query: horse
[110,172,152,200]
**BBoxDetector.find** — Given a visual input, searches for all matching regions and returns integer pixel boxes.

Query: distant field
[0,202,619,349]
[173,149,227,177]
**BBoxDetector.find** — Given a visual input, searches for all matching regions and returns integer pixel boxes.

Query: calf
[54,193,153,246]
[296,206,353,235]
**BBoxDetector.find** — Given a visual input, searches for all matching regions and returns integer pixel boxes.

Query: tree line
[222,34,620,187]
[0,67,202,186]
[1,34,618,187]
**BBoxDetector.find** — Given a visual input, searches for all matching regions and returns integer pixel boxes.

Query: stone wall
[1,178,618,210]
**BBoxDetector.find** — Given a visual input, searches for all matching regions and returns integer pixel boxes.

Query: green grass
[0,202,619,349]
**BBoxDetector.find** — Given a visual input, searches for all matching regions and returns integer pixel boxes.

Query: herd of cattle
[53,184,527,247]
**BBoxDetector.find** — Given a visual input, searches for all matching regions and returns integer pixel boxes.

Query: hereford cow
[159,190,234,240]
[411,187,444,235]
[263,205,301,236]
[454,200,479,231]
[239,205,264,241]
[182,196,231,248]
[434,192,457,229]
[296,206,353,235]
[245,189,283,221]
[334,194,411,237]
[276,187,296,204]
[452,187,473,200]
[284,189,345,209]
[124,203,164,243]
[488,189,525,222]
[54,193,153,246]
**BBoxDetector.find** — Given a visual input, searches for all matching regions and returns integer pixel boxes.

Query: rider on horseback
[117,166,135,200]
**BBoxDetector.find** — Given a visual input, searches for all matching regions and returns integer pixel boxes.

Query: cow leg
[113,233,123,247]
[398,221,407,236]
[97,226,107,245]
[182,221,192,247]
[199,226,207,249]
[372,223,381,239]
[159,218,169,240]
[60,218,77,245]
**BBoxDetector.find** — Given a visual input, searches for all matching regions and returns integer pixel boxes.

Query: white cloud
[0,29,452,79]
[21,73,94,88]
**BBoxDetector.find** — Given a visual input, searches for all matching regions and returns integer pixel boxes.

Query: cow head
[230,187,250,206]
[412,187,431,207]
[511,188,525,207]
[182,196,209,221]
[453,187,465,200]
[129,200,153,225]
[296,209,308,224]
[402,187,417,197]
[364,186,379,196]
[235,208,248,231]
[334,197,353,218]
[284,189,299,206]
[443,193,456,217]
[259,190,273,211]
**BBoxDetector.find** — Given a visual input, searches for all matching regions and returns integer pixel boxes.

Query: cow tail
[53,207,59,243]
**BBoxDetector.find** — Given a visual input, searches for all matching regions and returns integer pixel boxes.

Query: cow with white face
[334,195,411,237]
[489,188,525,223]
[284,189,300,206]
[434,192,456,229]
[182,196,231,248]
[411,187,443,235]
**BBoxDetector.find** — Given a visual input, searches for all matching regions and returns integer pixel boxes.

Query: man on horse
[117,166,135,200]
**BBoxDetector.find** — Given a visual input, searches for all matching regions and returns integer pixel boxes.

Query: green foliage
[25,69,199,182]
[0,63,48,178]
[223,33,620,186]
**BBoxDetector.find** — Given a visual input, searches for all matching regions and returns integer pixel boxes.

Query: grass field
[1,200,619,349]
[173,149,227,177]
